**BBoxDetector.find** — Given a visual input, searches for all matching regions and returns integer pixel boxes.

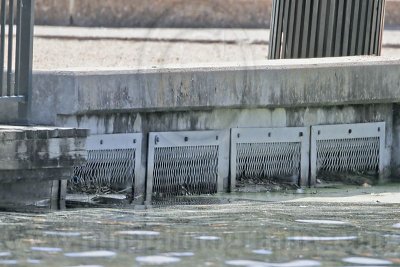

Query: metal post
[17,0,34,124]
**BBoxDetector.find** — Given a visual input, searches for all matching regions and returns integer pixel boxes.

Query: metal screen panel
[310,122,385,185]
[146,130,229,203]
[231,127,310,190]
[71,133,142,194]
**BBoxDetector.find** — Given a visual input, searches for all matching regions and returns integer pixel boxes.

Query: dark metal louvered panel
[269,0,386,59]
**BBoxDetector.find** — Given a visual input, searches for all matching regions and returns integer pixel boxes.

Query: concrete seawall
[1,57,399,204]
[35,0,400,28]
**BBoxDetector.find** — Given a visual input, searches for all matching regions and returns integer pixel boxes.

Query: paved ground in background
[32,27,400,70]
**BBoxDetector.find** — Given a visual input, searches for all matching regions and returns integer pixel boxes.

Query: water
[0,189,399,266]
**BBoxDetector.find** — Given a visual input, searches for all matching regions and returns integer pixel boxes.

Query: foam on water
[252,249,273,255]
[115,230,160,236]
[64,251,116,258]
[163,252,194,257]
[136,255,181,265]
[0,252,11,257]
[296,220,350,225]
[226,259,321,267]
[195,236,220,240]
[31,247,63,252]
[392,223,400,228]
[342,257,393,265]
[26,259,41,264]
[43,231,81,237]
[287,236,357,241]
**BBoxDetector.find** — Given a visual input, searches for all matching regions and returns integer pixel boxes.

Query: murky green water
[0,187,400,266]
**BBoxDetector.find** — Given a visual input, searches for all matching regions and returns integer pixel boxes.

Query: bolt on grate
[146,131,229,203]
[70,134,142,194]
[231,127,310,190]
[311,122,385,184]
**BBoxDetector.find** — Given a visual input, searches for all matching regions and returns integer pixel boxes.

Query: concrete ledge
[28,56,400,124]
[0,126,88,183]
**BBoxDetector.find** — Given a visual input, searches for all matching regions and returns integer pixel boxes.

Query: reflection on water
[0,192,399,266]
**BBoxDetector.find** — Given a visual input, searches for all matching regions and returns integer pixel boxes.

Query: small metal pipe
[7,0,14,96]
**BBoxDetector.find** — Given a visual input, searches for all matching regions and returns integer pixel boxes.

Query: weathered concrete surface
[24,57,400,122]
[33,0,400,28]
[0,125,88,183]
[35,0,273,28]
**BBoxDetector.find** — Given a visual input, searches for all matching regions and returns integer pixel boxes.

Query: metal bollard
[269,0,386,59]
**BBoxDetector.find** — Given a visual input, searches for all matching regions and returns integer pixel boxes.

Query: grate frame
[231,127,310,190]
[146,130,230,203]
[310,122,386,185]
[72,133,142,194]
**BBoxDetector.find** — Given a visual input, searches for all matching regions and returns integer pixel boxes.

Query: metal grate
[311,122,385,184]
[269,0,386,59]
[231,127,310,190]
[146,131,229,203]
[70,134,142,194]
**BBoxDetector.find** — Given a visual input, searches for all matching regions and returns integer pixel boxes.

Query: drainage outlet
[310,122,385,185]
[231,127,310,190]
[146,130,230,203]
[71,133,142,195]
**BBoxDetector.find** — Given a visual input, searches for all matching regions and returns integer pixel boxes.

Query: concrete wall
[1,57,399,197]
[25,57,400,122]
[34,0,400,28]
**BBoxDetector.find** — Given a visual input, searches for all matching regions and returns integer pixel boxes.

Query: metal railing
[0,0,34,120]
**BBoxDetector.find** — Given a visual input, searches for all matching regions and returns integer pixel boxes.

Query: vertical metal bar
[376,0,385,56]
[356,0,367,55]
[309,0,320,57]
[369,0,378,54]
[0,0,6,96]
[378,0,386,56]
[364,0,374,54]
[7,0,14,96]
[281,0,291,58]
[274,0,285,59]
[268,0,277,59]
[15,0,21,95]
[17,0,34,123]
[287,0,296,58]
[293,0,304,58]
[326,0,337,57]
[342,0,352,55]
[349,0,360,56]
[317,0,327,57]
[334,0,345,56]
[301,0,312,58]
